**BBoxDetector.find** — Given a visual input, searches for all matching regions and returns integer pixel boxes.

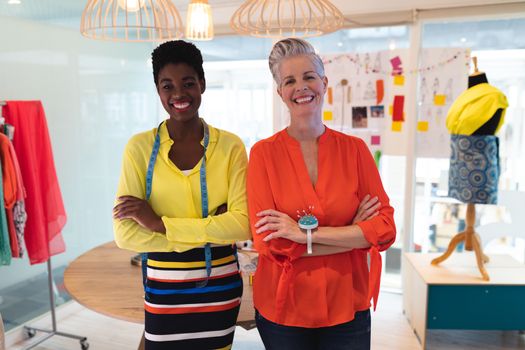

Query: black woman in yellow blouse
[113,40,250,350]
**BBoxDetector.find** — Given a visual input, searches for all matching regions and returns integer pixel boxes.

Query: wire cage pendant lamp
[186,0,214,41]
[230,0,344,38]
[80,0,184,42]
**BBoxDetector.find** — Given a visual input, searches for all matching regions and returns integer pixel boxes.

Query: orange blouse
[247,127,396,328]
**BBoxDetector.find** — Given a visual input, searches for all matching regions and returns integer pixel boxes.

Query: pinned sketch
[327,87,333,105]
[393,95,405,121]
[445,78,453,102]
[435,106,444,121]
[417,121,429,132]
[420,77,429,104]
[432,78,440,97]
[392,121,402,132]
[394,75,405,86]
[370,105,385,118]
[416,47,470,157]
[390,56,402,68]
[371,135,381,145]
[355,82,361,103]
[390,56,403,75]
[364,81,376,101]
[373,53,382,73]
[376,80,384,104]
[355,53,361,75]
[434,95,446,106]
[364,53,371,73]
[323,110,333,121]
[352,107,368,128]
[338,79,350,128]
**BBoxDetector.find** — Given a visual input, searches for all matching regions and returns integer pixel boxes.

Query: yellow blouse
[113,120,250,253]
[446,82,508,135]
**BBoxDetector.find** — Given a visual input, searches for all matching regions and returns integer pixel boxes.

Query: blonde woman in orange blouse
[247,38,396,350]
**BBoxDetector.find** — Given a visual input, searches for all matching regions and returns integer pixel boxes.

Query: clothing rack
[22,259,89,350]
[0,100,89,350]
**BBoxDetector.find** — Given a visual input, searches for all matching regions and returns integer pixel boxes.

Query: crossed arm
[254,195,380,257]
[113,139,250,252]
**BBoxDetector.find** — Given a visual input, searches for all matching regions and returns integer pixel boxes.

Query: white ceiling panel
[0,0,522,33]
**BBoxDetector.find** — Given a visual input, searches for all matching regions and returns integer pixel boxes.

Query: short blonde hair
[268,38,325,84]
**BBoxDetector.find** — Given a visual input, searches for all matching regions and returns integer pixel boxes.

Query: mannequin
[432,57,508,281]
[469,58,503,135]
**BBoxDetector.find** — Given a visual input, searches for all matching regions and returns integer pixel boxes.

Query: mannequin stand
[431,203,490,281]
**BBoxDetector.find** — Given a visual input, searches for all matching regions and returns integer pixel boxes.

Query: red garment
[2,101,66,264]
[7,141,25,202]
[247,127,396,327]
[0,133,19,257]
[7,140,26,202]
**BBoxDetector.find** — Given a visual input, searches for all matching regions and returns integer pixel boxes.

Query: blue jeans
[255,309,371,350]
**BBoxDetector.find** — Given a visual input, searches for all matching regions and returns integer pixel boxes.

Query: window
[414,18,525,263]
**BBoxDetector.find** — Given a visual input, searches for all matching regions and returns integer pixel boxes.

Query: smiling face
[277,54,328,119]
[156,62,205,123]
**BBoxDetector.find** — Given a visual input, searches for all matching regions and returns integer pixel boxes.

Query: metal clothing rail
[0,100,89,350]
[22,259,89,350]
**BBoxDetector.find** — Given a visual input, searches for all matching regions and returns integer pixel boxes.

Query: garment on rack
[0,160,11,265]
[0,133,20,257]
[2,123,15,141]
[2,101,66,264]
[8,141,27,257]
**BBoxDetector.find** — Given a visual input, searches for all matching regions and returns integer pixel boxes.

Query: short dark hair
[151,40,205,85]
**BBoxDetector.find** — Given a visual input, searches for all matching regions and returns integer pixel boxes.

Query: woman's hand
[352,194,381,224]
[215,203,227,215]
[113,196,165,233]
[255,209,305,244]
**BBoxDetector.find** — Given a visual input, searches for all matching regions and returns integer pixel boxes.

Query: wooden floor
[7,292,525,349]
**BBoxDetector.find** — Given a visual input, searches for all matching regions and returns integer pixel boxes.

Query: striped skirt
[144,245,242,350]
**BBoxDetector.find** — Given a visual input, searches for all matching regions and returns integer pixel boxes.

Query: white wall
[0,16,161,288]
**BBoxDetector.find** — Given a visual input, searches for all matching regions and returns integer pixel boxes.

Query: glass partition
[414,17,525,263]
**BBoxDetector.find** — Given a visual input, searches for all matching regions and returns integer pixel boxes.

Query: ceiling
[0,0,522,35]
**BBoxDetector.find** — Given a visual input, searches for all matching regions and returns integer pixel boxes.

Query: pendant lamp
[186,0,214,41]
[80,0,184,42]
[230,0,344,38]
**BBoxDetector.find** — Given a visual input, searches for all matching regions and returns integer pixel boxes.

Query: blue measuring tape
[142,119,213,288]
